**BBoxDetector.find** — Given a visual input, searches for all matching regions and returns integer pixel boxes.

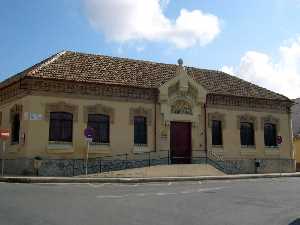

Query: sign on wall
[0,129,10,140]
[276,136,283,145]
[24,112,44,121]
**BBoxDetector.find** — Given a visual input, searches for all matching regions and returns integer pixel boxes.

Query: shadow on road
[289,219,300,225]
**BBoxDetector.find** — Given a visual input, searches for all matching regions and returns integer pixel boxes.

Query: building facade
[0,51,295,176]
[291,98,300,171]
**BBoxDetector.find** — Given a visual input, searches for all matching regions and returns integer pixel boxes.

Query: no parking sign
[276,136,282,145]
[84,127,94,142]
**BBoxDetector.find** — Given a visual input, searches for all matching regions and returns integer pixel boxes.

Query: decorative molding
[237,114,257,130]
[261,115,280,131]
[20,78,157,103]
[129,106,152,125]
[45,102,78,121]
[0,81,28,104]
[208,112,225,128]
[207,94,292,113]
[10,104,22,122]
[83,104,115,123]
[171,99,192,115]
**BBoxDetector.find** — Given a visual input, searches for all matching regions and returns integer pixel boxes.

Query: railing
[0,149,293,176]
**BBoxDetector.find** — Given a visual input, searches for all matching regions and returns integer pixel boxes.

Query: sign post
[0,129,10,177]
[276,135,283,174]
[84,127,94,176]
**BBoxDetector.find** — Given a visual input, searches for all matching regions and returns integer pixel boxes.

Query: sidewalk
[1,172,300,184]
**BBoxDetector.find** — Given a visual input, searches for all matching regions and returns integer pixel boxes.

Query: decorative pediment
[208,112,226,128]
[10,104,23,122]
[129,106,152,125]
[159,62,207,105]
[45,102,78,121]
[261,115,280,131]
[237,114,257,130]
[83,104,115,123]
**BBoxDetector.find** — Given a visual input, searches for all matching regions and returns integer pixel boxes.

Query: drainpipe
[154,100,157,152]
[204,96,208,159]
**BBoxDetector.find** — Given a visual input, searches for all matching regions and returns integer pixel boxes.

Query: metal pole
[85,141,89,176]
[1,141,5,177]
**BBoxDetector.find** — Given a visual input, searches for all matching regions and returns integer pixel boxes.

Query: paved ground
[0,178,300,225]
[87,164,225,177]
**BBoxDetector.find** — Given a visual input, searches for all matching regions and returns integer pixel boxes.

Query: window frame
[240,122,255,147]
[264,123,277,147]
[87,114,110,144]
[134,116,147,145]
[49,112,73,143]
[211,120,223,146]
[11,113,20,145]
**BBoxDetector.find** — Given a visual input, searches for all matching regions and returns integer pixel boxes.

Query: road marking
[156,192,177,196]
[96,194,128,199]
[197,186,227,192]
[96,186,229,199]
[180,189,194,194]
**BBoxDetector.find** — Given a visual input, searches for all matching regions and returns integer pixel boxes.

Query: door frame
[170,121,192,164]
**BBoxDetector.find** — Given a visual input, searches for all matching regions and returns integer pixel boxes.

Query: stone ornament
[45,102,78,121]
[237,114,257,130]
[10,104,23,122]
[171,99,192,115]
[261,115,280,131]
[129,106,152,125]
[83,104,115,123]
[208,112,225,128]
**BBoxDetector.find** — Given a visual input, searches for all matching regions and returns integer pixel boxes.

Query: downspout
[204,96,207,159]
[154,100,157,152]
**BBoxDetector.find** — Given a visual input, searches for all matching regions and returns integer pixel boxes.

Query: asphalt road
[0,178,300,225]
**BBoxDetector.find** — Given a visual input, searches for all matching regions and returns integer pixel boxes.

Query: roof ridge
[64,50,178,67]
[28,51,67,76]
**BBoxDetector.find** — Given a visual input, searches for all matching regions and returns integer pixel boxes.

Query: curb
[1,173,300,184]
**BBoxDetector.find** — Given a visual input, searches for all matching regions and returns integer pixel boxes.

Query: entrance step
[87,164,225,178]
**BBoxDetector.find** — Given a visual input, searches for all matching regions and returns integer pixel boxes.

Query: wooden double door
[170,122,191,164]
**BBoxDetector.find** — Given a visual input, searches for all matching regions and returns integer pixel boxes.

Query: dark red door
[170,122,191,164]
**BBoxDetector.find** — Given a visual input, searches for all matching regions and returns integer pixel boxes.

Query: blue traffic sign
[84,127,94,139]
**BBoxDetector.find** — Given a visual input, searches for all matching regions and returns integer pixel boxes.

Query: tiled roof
[1,51,290,101]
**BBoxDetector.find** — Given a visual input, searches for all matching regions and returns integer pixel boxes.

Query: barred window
[11,113,20,144]
[264,123,277,147]
[49,112,73,142]
[240,122,255,146]
[134,116,147,145]
[87,114,110,143]
[212,120,223,146]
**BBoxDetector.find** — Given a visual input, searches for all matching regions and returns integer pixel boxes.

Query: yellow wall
[0,93,294,162]
[294,138,300,165]
[1,95,159,159]
[207,107,293,160]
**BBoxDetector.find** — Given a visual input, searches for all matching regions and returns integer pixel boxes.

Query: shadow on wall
[289,219,300,225]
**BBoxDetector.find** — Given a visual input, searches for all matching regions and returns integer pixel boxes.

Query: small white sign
[29,112,43,121]
[85,138,93,142]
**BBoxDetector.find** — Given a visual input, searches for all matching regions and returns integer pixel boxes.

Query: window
[264,123,277,147]
[87,114,110,143]
[212,120,223,146]
[240,122,255,146]
[11,113,20,144]
[134,116,147,145]
[49,112,73,142]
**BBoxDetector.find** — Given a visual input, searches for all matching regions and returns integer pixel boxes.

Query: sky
[1,0,300,98]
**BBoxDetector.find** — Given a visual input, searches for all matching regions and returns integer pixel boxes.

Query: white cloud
[84,0,221,49]
[221,37,300,99]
